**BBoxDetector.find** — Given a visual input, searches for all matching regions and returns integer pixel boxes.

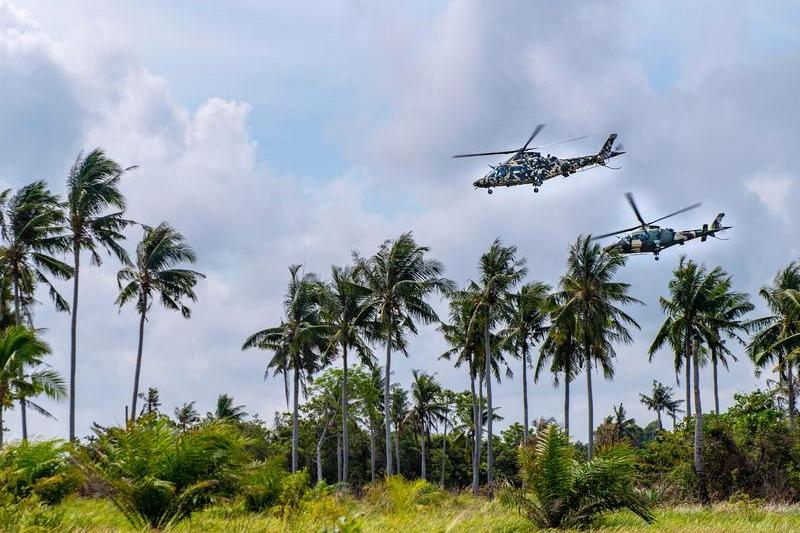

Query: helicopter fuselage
[603,225,730,257]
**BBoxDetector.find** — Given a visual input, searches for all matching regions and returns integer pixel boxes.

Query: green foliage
[364,476,444,514]
[503,425,653,529]
[0,440,80,505]
[274,470,311,520]
[81,415,249,529]
[241,459,285,512]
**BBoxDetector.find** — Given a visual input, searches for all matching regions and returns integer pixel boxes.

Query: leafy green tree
[501,282,550,443]
[356,232,453,476]
[748,262,800,425]
[350,364,384,481]
[137,387,161,416]
[405,370,445,481]
[243,265,326,472]
[303,368,342,483]
[174,401,200,431]
[554,236,639,460]
[390,383,408,475]
[650,258,729,504]
[65,148,135,441]
[537,301,581,437]
[639,380,679,430]
[504,425,653,529]
[215,393,248,422]
[467,238,527,490]
[322,264,375,483]
[595,403,641,447]
[116,222,204,422]
[0,182,72,439]
[0,326,65,447]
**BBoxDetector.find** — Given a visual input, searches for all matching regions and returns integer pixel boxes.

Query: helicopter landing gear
[487,189,493,195]
[654,254,660,261]
[533,187,539,193]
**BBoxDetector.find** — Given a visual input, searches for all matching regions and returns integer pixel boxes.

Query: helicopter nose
[473,178,486,188]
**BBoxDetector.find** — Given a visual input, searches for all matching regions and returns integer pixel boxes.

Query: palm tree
[322,264,375,484]
[555,236,639,460]
[242,264,326,472]
[0,182,72,440]
[404,370,445,480]
[639,380,678,431]
[0,326,65,447]
[649,258,727,504]
[215,394,248,422]
[467,238,526,490]
[500,282,550,444]
[705,276,752,414]
[390,383,408,475]
[174,401,199,431]
[356,233,453,476]
[537,302,581,437]
[748,263,800,425]
[65,148,135,441]
[116,223,204,423]
[595,403,639,447]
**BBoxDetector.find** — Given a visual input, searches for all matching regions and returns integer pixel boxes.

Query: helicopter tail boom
[598,133,624,161]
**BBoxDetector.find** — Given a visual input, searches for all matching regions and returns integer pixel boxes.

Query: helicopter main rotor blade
[528,135,589,151]
[625,192,647,229]
[451,149,521,159]
[590,225,641,241]
[647,202,702,225]
[520,123,546,152]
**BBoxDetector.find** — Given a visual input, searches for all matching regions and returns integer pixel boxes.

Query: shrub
[0,440,80,504]
[502,425,654,529]
[242,459,285,512]
[80,415,250,529]
[364,476,444,513]
[274,470,311,520]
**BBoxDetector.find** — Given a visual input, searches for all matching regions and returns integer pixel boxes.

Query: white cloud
[746,173,794,222]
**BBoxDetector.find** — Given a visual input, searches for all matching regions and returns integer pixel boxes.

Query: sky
[1,0,799,443]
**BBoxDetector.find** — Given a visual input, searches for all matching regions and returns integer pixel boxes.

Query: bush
[242,459,285,512]
[80,415,250,529]
[364,476,444,513]
[274,470,311,520]
[502,425,653,529]
[0,440,80,505]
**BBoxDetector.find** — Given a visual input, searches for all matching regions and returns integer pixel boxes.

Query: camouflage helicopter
[452,124,625,194]
[592,193,730,260]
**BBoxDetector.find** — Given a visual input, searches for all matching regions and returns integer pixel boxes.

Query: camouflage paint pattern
[473,134,623,191]
[603,213,730,258]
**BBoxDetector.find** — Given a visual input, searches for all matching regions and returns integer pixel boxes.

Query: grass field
[7,495,800,533]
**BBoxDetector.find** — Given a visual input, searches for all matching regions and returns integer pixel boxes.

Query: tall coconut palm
[748,263,800,425]
[242,264,326,472]
[649,258,727,504]
[65,148,135,441]
[501,282,550,444]
[215,394,248,422]
[116,223,204,424]
[404,370,445,481]
[466,238,526,491]
[705,276,752,414]
[356,233,453,476]
[537,302,581,437]
[322,264,375,484]
[639,380,677,431]
[555,236,639,460]
[0,326,65,447]
[0,182,72,440]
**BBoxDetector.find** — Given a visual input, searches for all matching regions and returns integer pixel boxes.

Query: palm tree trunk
[564,369,570,437]
[484,320,494,492]
[317,422,329,484]
[0,405,4,447]
[292,362,300,473]
[469,363,479,495]
[788,360,796,427]
[341,344,349,483]
[130,298,148,422]
[477,372,484,491]
[12,276,28,442]
[692,338,709,504]
[336,431,342,483]
[369,418,377,482]
[384,339,393,476]
[657,408,663,431]
[684,336,692,418]
[420,427,427,480]
[521,344,529,444]
[395,420,402,476]
[440,418,447,488]
[69,242,80,441]
[712,350,720,415]
[586,354,594,460]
